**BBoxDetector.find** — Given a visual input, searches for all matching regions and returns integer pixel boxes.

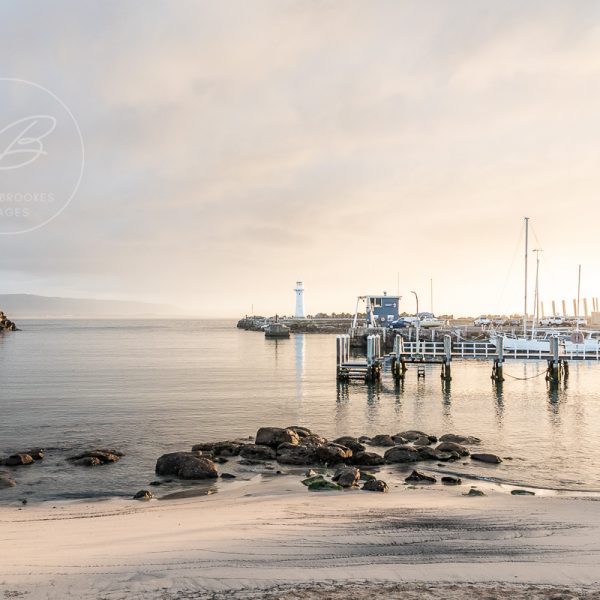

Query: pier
[336,333,575,386]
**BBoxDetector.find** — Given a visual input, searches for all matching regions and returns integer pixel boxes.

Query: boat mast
[523,217,529,336]
[577,264,582,331]
[532,249,542,339]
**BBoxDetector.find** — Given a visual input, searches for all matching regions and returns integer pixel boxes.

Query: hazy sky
[2,1,600,317]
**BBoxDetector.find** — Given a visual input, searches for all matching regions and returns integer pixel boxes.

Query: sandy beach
[2,477,600,599]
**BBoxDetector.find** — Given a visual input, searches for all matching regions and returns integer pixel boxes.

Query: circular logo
[0,78,84,235]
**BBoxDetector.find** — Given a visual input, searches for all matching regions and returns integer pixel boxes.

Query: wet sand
[2,477,600,599]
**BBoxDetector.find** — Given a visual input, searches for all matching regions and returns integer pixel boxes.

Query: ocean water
[1,319,600,502]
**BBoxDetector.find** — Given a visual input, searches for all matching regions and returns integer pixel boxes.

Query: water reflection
[294,334,305,402]
[492,382,505,424]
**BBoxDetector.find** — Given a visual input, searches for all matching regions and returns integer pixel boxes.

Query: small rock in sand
[464,487,486,497]
[511,489,535,496]
[471,453,502,464]
[441,476,462,485]
[404,470,437,484]
[362,479,389,492]
[133,490,153,501]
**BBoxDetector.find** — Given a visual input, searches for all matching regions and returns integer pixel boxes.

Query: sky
[1,0,600,317]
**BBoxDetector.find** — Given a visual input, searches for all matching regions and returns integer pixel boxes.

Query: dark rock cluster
[0,311,17,331]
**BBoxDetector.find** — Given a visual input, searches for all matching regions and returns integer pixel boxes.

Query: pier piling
[440,334,452,381]
[491,336,505,383]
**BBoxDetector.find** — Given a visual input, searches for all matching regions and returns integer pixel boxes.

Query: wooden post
[441,334,452,381]
[492,335,504,382]
[546,336,561,384]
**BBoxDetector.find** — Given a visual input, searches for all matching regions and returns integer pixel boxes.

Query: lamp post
[411,290,420,350]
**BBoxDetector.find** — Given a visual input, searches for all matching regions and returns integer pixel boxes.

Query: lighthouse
[294,281,305,318]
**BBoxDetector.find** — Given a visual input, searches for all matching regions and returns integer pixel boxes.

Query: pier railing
[398,340,600,360]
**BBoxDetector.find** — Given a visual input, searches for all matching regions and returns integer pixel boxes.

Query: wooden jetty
[336,333,570,386]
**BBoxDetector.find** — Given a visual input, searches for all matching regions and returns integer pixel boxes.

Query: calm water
[1,319,600,501]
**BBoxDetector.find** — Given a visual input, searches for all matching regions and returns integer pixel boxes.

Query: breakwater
[237,316,351,334]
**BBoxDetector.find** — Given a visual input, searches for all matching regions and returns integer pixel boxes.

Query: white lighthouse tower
[294,281,305,318]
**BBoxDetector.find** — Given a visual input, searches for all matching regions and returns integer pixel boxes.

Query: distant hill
[0,294,182,318]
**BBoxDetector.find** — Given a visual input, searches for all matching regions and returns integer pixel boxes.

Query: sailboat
[490,220,600,357]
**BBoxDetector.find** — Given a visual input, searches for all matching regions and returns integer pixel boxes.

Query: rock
[214,457,229,464]
[435,442,470,457]
[239,444,276,461]
[149,480,162,486]
[362,479,389,492]
[0,475,16,489]
[133,490,153,501]
[4,454,34,466]
[332,466,360,488]
[360,471,377,481]
[155,452,218,480]
[412,435,433,447]
[384,446,419,463]
[416,446,442,461]
[301,475,325,486]
[68,449,123,465]
[277,445,318,465]
[404,470,437,483]
[287,425,312,438]
[471,453,502,464]
[308,479,342,491]
[305,469,317,477]
[441,476,462,485]
[299,434,328,447]
[316,443,352,465]
[464,487,486,497]
[191,442,219,452]
[358,435,372,443]
[333,436,366,454]
[26,448,45,461]
[396,430,428,442]
[255,427,300,448]
[220,473,236,479]
[439,433,481,445]
[212,442,244,457]
[72,456,103,467]
[511,489,535,496]
[352,451,385,466]
[368,434,396,447]
[391,434,408,445]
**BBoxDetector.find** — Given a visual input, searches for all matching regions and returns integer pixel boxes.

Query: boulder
[301,475,325,486]
[4,454,34,466]
[133,490,153,501]
[277,445,318,465]
[435,442,470,457]
[442,476,462,485]
[391,434,408,445]
[360,471,376,481]
[384,446,419,463]
[416,446,442,461]
[299,434,328,447]
[396,430,428,442]
[255,427,300,448]
[73,456,103,467]
[412,435,433,447]
[405,470,437,483]
[352,451,385,466]
[287,426,312,438]
[358,436,372,443]
[332,466,360,488]
[333,437,366,454]
[316,443,352,465]
[471,453,502,464]
[368,434,396,447]
[439,433,481,445]
[239,444,276,461]
[362,479,389,492]
[155,452,218,479]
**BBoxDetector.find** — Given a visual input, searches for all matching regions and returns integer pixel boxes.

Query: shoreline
[2,478,600,598]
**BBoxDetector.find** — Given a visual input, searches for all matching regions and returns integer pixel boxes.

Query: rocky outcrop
[277,444,318,465]
[191,441,244,457]
[69,449,123,466]
[255,427,300,448]
[155,452,218,479]
[0,311,18,331]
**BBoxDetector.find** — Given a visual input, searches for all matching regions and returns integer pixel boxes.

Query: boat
[264,317,290,339]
